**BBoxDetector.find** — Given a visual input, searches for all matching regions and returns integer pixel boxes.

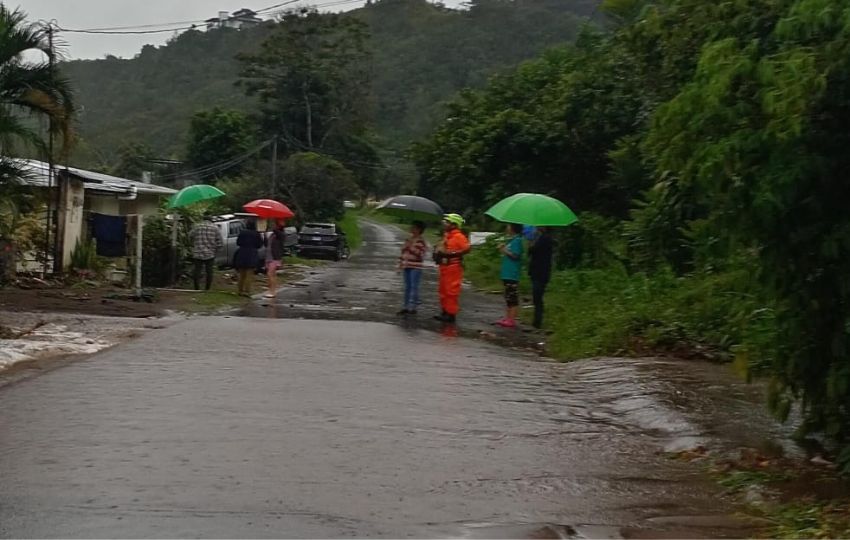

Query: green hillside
[61,0,600,167]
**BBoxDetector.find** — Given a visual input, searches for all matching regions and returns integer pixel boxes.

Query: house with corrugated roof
[12,159,176,271]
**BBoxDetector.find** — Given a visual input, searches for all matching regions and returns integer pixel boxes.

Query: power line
[64,20,206,32]
[56,0,365,35]
[255,0,304,14]
[154,139,274,181]
[58,25,199,35]
[280,134,400,172]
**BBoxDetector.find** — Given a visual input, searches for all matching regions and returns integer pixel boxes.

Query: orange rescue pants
[439,264,464,315]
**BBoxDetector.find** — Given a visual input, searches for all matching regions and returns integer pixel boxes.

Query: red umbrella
[243,199,295,219]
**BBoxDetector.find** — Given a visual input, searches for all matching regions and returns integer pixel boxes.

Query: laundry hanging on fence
[91,213,127,257]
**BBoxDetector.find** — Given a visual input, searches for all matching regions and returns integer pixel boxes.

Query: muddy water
[0,317,780,538]
[250,219,797,536]
[0,220,795,538]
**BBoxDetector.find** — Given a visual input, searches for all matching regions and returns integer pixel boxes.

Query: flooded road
[0,317,767,538]
[244,220,510,339]
[0,220,788,538]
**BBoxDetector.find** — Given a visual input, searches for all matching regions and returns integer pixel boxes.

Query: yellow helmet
[443,213,465,227]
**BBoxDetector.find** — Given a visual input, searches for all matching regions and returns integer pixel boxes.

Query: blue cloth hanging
[91,213,127,257]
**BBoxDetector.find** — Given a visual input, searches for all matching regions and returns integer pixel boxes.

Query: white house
[13,159,176,270]
[205,9,263,31]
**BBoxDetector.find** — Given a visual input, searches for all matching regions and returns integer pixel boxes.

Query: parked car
[343,200,357,209]
[298,222,350,261]
[469,231,498,247]
[210,213,297,268]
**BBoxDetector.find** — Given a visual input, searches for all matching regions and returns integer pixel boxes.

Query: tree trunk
[303,85,313,149]
[0,239,15,284]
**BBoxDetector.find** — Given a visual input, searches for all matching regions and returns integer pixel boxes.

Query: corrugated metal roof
[13,158,176,196]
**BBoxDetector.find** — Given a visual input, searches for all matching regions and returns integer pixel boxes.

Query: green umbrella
[485,193,578,227]
[167,184,225,209]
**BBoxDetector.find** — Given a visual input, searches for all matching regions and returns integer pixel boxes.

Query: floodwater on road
[0,316,787,538]
[0,219,795,538]
[243,220,508,335]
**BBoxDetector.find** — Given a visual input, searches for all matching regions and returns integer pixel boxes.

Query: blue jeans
[403,268,423,311]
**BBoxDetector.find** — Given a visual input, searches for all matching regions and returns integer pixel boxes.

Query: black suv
[297,223,350,261]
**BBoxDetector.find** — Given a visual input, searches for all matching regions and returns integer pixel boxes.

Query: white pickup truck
[210,213,297,268]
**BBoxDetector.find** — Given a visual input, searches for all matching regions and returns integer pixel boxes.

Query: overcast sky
[18,0,464,60]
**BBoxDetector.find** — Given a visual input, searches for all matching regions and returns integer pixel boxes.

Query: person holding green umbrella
[484,193,577,228]
[168,184,226,289]
[485,193,577,329]
[496,223,525,328]
[189,214,223,291]
[528,226,555,329]
[168,184,226,210]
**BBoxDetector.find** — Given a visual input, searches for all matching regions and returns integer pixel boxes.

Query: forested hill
[61,0,600,167]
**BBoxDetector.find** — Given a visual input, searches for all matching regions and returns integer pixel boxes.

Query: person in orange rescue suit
[433,213,471,324]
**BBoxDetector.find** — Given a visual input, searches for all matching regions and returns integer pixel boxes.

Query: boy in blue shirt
[496,223,524,328]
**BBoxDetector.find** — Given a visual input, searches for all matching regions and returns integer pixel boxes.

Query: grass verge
[339,210,363,251]
[702,453,850,539]
[182,288,244,312]
[286,255,326,267]
[463,237,775,361]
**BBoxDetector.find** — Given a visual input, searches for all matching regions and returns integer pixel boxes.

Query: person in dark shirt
[234,220,264,297]
[528,227,554,329]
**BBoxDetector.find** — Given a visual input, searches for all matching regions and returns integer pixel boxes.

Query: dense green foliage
[643,0,850,458]
[413,32,647,217]
[62,25,272,166]
[0,6,74,204]
[419,0,850,467]
[280,152,360,221]
[111,141,157,180]
[239,11,370,151]
[185,107,256,175]
[337,210,363,251]
[238,9,378,194]
[0,5,76,275]
[60,0,596,168]
[359,0,596,146]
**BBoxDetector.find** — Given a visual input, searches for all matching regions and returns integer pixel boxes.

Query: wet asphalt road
[0,220,784,538]
[244,220,511,339]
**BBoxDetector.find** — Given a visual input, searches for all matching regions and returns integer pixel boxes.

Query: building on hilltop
[205,9,263,31]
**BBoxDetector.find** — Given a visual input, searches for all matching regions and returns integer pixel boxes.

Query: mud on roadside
[0,311,182,386]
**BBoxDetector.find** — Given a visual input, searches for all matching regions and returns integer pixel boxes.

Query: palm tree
[0,5,74,278]
[0,4,75,187]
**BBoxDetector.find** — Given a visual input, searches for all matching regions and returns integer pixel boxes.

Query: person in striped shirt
[397,220,429,315]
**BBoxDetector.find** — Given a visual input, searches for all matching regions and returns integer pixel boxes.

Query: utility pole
[48,22,65,274]
[270,137,278,198]
[42,22,56,277]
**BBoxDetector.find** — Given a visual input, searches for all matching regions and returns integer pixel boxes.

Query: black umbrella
[376,195,444,223]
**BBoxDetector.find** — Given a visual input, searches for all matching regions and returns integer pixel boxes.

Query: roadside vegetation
[417,0,850,474]
[338,210,363,252]
[0,6,75,277]
[706,455,850,539]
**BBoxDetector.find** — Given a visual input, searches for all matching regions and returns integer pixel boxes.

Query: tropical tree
[185,107,256,177]
[281,152,360,221]
[0,6,74,175]
[111,141,156,180]
[413,29,647,218]
[0,6,74,266]
[238,9,383,196]
[239,9,372,152]
[643,0,850,465]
